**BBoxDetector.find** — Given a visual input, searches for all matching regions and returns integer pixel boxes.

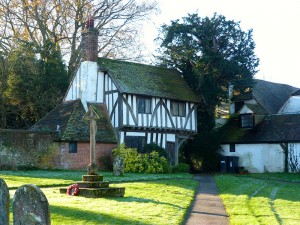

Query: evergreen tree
[5,42,68,128]
[157,13,259,171]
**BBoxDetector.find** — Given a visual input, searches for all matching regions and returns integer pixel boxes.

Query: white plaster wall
[289,143,300,172]
[64,61,103,110]
[166,134,175,142]
[221,143,285,173]
[125,132,145,137]
[239,105,253,114]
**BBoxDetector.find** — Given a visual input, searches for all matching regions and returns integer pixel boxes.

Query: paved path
[184,175,229,225]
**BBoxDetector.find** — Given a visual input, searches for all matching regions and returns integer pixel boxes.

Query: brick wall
[55,142,117,170]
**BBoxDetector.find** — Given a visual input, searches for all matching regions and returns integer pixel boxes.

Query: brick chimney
[81,17,98,62]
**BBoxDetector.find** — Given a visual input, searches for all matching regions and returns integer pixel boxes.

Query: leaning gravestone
[13,184,51,225]
[0,178,9,225]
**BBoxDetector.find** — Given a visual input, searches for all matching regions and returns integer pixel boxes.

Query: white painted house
[221,79,300,173]
[41,18,198,166]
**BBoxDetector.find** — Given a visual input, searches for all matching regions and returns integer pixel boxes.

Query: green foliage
[171,163,190,173]
[142,143,168,158]
[98,155,113,171]
[4,42,68,128]
[113,144,171,174]
[180,130,221,172]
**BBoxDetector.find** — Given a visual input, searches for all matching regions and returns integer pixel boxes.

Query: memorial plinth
[59,175,125,198]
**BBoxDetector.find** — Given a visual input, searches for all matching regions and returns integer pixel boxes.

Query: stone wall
[0,129,57,169]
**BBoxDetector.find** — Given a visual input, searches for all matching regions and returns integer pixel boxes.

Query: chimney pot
[85,17,94,29]
[81,17,98,62]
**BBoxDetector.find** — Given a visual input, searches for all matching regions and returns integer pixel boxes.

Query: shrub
[98,155,113,171]
[16,164,39,171]
[113,144,171,174]
[172,163,190,173]
[142,143,168,159]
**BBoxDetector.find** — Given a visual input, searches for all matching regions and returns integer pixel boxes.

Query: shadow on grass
[111,195,184,209]
[50,204,153,225]
[215,175,300,205]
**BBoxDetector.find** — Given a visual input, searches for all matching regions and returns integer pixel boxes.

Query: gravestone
[0,178,9,225]
[13,184,51,225]
[113,155,124,176]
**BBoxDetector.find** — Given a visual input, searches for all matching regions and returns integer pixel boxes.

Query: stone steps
[76,181,109,188]
[60,187,125,198]
[59,174,125,198]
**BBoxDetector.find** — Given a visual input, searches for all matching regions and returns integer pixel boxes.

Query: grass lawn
[0,170,197,225]
[215,173,300,225]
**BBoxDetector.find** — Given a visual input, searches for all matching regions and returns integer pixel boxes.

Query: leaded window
[239,113,254,128]
[171,101,186,117]
[137,97,151,114]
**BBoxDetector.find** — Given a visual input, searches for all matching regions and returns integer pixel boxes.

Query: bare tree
[0,0,158,75]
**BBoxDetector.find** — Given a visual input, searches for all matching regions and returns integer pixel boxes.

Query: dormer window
[137,97,151,114]
[239,113,254,128]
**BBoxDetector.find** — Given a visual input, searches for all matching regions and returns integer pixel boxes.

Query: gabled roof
[243,102,268,115]
[220,114,300,143]
[232,79,297,114]
[98,58,199,103]
[30,99,117,143]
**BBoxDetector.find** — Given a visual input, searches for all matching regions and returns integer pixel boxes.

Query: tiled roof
[232,79,297,114]
[30,100,117,143]
[291,89,300,96]
[98,58,199,103]
[221,114,300,143]
[244,102,268,115]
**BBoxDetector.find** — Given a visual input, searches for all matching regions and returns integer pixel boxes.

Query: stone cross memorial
[13,184,51,225]
[83,105,100,175]
[0,178,9,225]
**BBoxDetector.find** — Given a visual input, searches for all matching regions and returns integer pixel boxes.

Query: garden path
[184,174,229,225]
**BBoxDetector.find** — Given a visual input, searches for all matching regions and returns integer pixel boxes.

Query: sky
[141,0,300,87]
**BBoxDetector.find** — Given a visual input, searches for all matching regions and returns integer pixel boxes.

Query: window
[239,113,254,128]
[137,97,151,114]
[124,136,146,152]
[69,142,77,153]
[230,144,236,152]
[171,101,186,117]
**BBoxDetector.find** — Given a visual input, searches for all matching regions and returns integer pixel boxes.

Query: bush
[0,164,16,171]
[113,144,171,174]
[172,163,190,173]
[180,130,221,172]
[98,155,113,171]
[16,164,39,171]
[142,143,168,159]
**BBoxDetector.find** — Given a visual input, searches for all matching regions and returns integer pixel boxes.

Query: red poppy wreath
[67,183,80,196]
